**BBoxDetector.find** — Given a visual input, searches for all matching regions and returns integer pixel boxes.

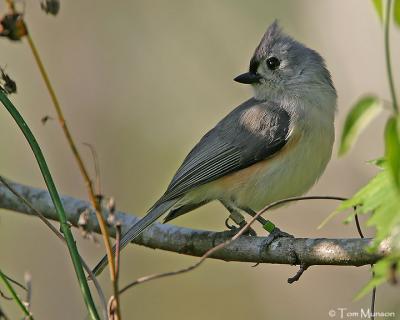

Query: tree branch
[0,177,390,267]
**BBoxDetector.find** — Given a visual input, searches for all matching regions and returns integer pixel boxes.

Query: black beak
[233,72,262,84]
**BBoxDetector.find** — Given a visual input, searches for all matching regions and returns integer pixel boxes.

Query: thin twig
[354,214,365,239]
[106,224,121,319]
[15,7,121,317]
[115,224,122,281]
[384,0,398,113]
[354,214,376,320]
[2,3,99,318]
[0,269,33,319]
[83,143,102,197]
[119,196,347,294]
[0,290,12,301]
[0,176,108,320]
[2,274,27,292]
[25,32,120,319]
[23,273,31,312]
[287,264,309,284]
[0,176,65,242]
[24,34,114,251]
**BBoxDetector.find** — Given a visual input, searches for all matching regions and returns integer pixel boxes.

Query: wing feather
[157,98,290,204]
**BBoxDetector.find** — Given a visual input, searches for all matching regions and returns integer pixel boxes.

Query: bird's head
[235,21,335,101]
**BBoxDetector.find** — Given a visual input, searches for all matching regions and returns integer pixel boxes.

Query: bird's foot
[224,218,257,236]
[263,227,294,246]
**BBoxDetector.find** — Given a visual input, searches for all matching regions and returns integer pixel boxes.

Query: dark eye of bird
[266,57,280,70]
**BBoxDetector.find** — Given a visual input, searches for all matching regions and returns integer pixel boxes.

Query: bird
[92,21,337,276]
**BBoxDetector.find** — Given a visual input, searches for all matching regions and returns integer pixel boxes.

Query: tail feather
[91,199,178,276]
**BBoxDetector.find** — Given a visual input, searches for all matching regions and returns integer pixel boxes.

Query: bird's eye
[266,57,280,70]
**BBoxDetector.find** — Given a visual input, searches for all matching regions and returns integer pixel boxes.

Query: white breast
[230,103,335,210]
[239,119,334,210]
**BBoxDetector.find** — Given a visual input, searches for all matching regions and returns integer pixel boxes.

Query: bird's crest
[255,21,284,58]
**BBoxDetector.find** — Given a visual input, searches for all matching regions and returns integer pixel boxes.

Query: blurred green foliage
[338,0,400,299]
[338,96,382,156]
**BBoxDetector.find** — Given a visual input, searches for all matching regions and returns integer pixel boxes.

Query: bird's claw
[263,227,294,246]
[224,217,236,230]
[224,218,257,236]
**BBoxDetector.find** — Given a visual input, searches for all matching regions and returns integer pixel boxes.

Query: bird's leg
[221,202,256,236]
[242,207,271,227]
[243,207,294,245]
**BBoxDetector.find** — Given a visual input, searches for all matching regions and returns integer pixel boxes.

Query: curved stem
[0,92,99,320]
[384,0,398,113]
[26,30,121,319]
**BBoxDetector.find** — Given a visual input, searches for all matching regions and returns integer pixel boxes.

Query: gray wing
[92,98,291,276]
[157,98,290,204]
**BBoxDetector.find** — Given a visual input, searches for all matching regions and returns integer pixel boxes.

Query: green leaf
[337,168,400,248]
[319,171,386,229]
[337,171,387,213]
[339,96,382,156]
[372,0,384,22]
[394,0,400,26]
[367,157,386,168]
[385,116,400,190]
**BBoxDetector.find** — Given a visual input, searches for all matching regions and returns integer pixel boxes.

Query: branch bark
[0,177,390,267]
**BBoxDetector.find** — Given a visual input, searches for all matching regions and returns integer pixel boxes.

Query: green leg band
[263,220,276,233]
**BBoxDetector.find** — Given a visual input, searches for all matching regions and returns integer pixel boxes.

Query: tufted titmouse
[92,21,337,276]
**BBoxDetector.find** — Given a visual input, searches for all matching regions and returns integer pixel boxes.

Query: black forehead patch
[249,57,260,74]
